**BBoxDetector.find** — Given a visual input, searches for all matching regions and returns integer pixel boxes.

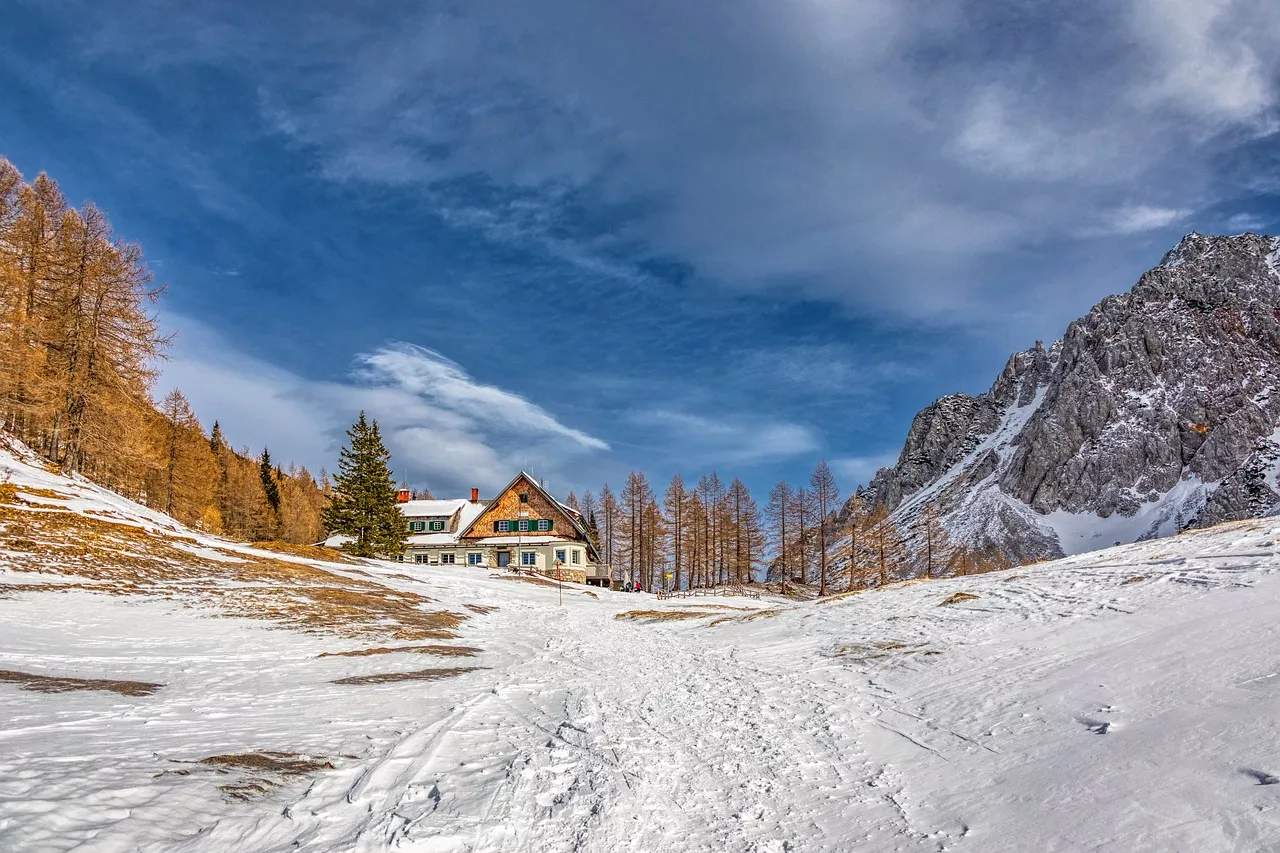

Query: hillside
[862,232,1280,563]
[2,438,1280,851]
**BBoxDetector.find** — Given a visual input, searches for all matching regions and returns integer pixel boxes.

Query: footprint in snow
[1240,768,1280,785]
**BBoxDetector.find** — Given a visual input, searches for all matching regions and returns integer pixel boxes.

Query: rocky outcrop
[855,233,1280,561]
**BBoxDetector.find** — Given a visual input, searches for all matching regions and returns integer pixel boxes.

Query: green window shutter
[494,521,501,532]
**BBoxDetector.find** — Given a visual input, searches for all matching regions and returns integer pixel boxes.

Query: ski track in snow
[3,444,1280,851]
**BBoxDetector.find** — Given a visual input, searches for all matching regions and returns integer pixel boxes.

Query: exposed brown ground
[707,608,783,627]
[331,667,484,685]
[0,502,464,641]
[1121,575,1148,585]
[197,752,336,801]
[250,541,361,564]
[830,641,941,662]
[939,591,980,606]
[0,668,162,696]
[614,610,714,622]
[318,644,480,658]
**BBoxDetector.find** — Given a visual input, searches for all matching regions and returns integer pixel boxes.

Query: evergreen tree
[259,447,281,517]
[322,412,406,558]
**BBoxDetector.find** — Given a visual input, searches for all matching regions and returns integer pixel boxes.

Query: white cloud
[1223,212,1268,233]
[831,453,899,486]
[1082,205,1192,237]
[1130,0,1276,126]
[156,317,607,495]
[628,409,818,467]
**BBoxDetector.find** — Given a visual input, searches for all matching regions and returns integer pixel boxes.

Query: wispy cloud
[156,319,607,495]
[1083,205,1192,237]
[831,453,900,487]
[626,409,818,467]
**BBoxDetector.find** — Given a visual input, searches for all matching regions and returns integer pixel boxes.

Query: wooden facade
[461,473,585,544]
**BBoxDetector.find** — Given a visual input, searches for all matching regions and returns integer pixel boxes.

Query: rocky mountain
[857,232,1280,562]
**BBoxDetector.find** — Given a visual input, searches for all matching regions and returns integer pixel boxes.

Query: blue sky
[4,0,1280,501]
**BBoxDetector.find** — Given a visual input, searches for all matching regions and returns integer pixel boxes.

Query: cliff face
[857,233,1280,561]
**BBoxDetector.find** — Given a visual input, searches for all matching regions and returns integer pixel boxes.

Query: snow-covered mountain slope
[4,439,1280,851]
[860,232,1280,562]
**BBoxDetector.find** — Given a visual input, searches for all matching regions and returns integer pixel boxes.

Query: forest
[0,157,1010,580]
[0,158,329,543]
[570,462,1011,595]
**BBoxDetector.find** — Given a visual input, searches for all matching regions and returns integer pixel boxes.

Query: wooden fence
[655,584,761,601]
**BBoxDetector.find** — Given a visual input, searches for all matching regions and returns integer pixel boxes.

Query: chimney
[471,487,479,502]
[397,488,411,503]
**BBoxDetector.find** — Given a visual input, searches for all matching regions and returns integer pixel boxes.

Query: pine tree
[322,412,406,558]
[259,448,281,517]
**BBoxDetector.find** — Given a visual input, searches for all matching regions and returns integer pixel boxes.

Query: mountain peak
[857,232,1280,562]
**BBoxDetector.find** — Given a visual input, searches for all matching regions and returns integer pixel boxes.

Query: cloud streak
[157,319,607,495]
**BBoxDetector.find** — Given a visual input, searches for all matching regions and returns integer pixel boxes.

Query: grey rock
[850,233,1280,562]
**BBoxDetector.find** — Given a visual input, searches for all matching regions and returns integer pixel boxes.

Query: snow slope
[3,442,1280,851]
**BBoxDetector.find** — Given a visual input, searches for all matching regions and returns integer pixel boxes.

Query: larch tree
[865,503,905,586]
[322,412,406,558]
[809,460,839,596]
[918,502,952,580]
[845,491,868,591]
[663,474,692,591]
[791,486,813,586]
[765,480,795,594]
[598,484,621,586]
[620,471,656,588]
[726,477,762,585]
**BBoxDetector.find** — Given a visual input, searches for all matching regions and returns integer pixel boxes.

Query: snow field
[3,442,1280,850]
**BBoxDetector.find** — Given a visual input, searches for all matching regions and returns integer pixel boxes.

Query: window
[517,519,531,532]
[537,519,552,532]
[409,520,426,533]
[467,552,483,566]
[496,520,512,533]
[520,551,537,566]
[572,550,581,565]
[414,554,428,564]
[555,549,567,564]
[429,520,445,532]
[441,553,456,565]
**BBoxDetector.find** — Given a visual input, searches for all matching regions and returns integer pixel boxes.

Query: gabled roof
[399,499,468,518]
[458,471,601,562]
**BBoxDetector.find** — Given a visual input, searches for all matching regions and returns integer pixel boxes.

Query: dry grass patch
[708,608,783,627]
[830,641,939,662]
[0,503,465,641]
[250,540,360,564]
[465,603,499,615]
[0,668,162,696]
[939,591,980,606]
[614,609,713,623]
[1121,575,1147,585]
[318,644,480,658]
[331,666,483,685]
[197,752,335,802]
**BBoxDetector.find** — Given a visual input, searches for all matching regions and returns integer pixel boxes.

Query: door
[497,551,511,568]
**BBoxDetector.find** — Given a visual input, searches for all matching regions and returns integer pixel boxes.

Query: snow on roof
[399,499,470,518]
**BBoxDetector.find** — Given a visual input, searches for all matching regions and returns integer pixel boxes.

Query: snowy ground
[2,446,1280,851]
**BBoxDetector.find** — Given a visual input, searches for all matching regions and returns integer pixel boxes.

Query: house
[328,472,607,586]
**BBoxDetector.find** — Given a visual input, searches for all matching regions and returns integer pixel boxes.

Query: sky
[3,0,1280,502]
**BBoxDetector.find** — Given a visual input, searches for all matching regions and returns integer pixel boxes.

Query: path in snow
[3,432,1280,852]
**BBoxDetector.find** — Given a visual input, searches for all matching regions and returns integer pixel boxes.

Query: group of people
[618,580,644,593]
